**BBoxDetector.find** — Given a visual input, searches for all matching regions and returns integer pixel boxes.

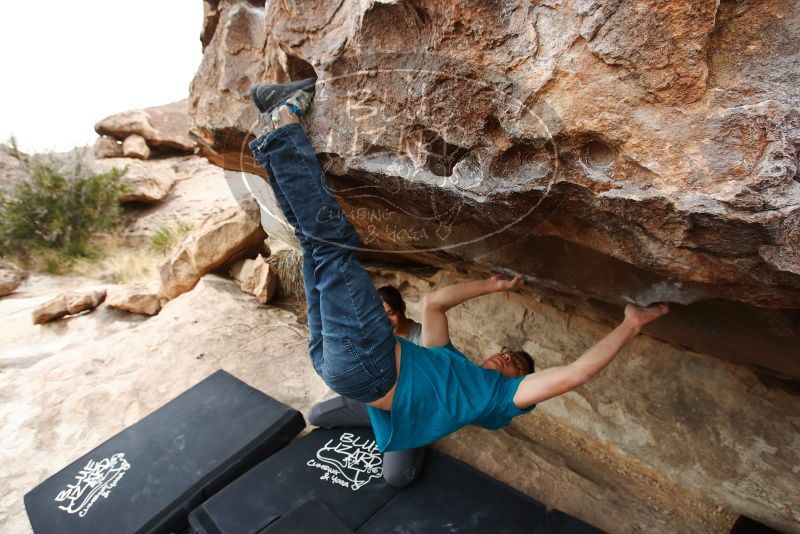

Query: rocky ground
[0,106,308,532]
[0,273,329,534]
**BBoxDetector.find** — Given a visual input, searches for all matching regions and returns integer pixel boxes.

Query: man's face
[481,350,530,378]
[383,302,399,333]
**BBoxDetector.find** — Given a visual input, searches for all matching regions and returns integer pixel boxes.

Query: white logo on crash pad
[307,432,382,491]
[54,452,130,517]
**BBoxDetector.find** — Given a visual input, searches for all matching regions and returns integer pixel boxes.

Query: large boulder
[187,3,800,531]
[159,199,267,299]
[228,253,279,304]
[92,136,123,159]
[105,283,162,315]
[32,288,106,324]
[122,134,150,159]
[0,260,25,297]
[92,157,176,203]
[188,0,800,382]
[95,100,196,153]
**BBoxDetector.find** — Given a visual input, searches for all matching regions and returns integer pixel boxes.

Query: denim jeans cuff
[248,122,303,156]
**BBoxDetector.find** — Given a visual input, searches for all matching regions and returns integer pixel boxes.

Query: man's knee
[308,396,346,428]
[307,395,370,428]
[382,448,425,488]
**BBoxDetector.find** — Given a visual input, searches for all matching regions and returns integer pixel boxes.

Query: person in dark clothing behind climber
[247,77,669,482]
[378,286,422,344]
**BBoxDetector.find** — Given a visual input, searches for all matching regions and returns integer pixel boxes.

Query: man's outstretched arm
[513,303,669,409]
[421,274,524,347]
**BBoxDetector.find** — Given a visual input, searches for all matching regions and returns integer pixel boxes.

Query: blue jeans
[248,123,397,403]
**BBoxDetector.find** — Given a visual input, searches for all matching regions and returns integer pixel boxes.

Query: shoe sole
[250,78,316,113]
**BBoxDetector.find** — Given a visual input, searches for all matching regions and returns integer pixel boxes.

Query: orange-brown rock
[95,100,196,153]
[32,288,106,324]
[92,157,177,203]
[159,199,267,300]
[228,253,279,304]
[188,0,800,383]
[106,283,163,316]
[92,136,123,158]
[121,134,150,159]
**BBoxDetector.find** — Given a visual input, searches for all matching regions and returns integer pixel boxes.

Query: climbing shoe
[250,77,317,113]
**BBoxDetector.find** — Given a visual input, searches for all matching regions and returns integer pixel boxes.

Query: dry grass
[69,235,161,284]
[267,248,305,299]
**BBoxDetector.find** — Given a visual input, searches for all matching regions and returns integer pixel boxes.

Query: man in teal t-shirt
[367,274,668,452]
[366,274,538,452]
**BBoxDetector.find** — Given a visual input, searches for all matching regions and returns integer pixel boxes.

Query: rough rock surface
[369,267,799,533]
[92,136,123,159]
[122,134,150,159]
[105,283,162,315]
[115,155,239,243]
[32,288,106,324]
[229,253,279,304]
[189,0,800,381]
[92,157,177,203]
[95,100,196,153]
[0,274,328,534]
[159,199,267,300]
[0,261,25,297]
[0,272,23,297]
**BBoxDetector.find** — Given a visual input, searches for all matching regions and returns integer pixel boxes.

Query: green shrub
[149,221,193,255]
[0,142,128,269]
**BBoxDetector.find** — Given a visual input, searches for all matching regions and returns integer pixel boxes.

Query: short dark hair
[377,285,406,315]
[515,350,535,374]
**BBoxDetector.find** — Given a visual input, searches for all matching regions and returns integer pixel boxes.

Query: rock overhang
[188,0,800,379]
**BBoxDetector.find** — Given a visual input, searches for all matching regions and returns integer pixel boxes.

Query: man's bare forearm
[514,303,668,409]
[514,319,640,408]
[568,319,640,384]
[424,278,497,312]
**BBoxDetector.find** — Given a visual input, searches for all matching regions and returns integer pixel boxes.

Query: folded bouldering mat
[190,427,601,534]
[189,428,400,533]
[24,370,305,534]
[359,451,602,533]
[260,498,356,534]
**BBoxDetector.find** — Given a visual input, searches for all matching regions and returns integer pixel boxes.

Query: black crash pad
[189,428,400,533]
[261,498,355,534]
[24,370,305,534]
[357,450,549,534]
[190,428,601,534]
[357,450,602,534]
[359,451,601,534]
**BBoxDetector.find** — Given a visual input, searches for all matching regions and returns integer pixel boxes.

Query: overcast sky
[1,2,203,153]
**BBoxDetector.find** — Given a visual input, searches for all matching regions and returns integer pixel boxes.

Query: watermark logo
[54,452,130,517]
[225,52,562,261]
[306,432,382,491]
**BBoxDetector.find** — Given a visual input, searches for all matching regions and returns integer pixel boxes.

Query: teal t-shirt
[367,336,535,452]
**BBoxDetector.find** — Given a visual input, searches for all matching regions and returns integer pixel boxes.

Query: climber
[309,281,536,485]
[247,78,669,453]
